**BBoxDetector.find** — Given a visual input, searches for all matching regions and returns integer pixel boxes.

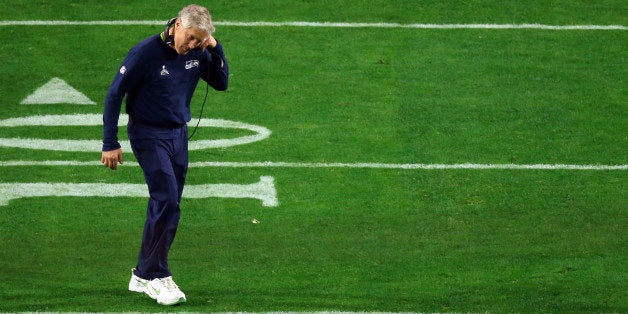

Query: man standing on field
[101,4,228,305]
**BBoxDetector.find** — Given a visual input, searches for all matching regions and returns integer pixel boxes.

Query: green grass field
[0,1,626,312]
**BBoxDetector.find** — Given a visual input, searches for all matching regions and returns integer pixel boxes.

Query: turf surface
[0,1,626,312]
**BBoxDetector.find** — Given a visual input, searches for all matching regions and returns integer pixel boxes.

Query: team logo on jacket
[160,65,170,76]
[185,60,200,70]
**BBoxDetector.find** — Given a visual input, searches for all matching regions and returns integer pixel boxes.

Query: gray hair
[178,4,215,35]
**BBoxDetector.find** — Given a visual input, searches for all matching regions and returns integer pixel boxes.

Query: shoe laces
[158,277,179,292]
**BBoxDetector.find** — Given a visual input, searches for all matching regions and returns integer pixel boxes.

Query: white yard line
[0,177,278,207]
[0,160,625,171]
[0,20,625,30]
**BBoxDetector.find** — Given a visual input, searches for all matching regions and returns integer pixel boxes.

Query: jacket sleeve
[102,48,144,151]
[201,41,229,91]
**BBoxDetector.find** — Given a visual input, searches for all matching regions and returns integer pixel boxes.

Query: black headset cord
[188,82,209,140]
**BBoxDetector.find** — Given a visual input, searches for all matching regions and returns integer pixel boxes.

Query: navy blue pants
[130,126,188,280]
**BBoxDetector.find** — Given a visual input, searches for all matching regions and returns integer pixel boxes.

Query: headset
[163,17,177,45]
[162,17,211,140]
[162,17,217,140]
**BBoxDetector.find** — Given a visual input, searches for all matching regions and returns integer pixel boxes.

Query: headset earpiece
[163,17,177,45]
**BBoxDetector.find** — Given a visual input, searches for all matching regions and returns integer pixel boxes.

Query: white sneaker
[128,268,187,305]
[128,268,149,293]
[145,276,187,305]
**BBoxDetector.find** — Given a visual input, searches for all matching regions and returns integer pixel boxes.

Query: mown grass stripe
[0,160,625,170]
[0,20,625,30]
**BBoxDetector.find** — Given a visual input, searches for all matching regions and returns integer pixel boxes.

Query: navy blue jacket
[102,34,229,151]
